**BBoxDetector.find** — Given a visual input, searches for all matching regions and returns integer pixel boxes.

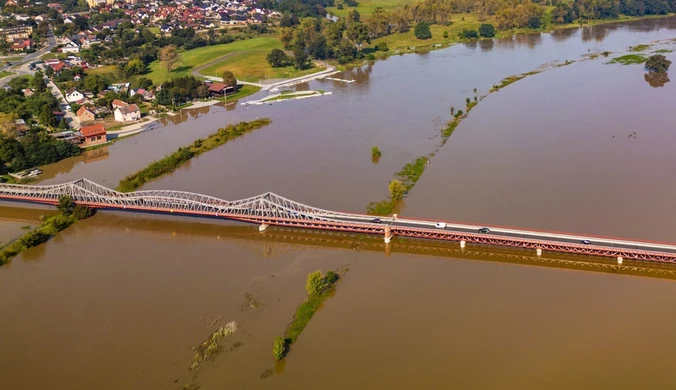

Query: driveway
[47,79,80,130]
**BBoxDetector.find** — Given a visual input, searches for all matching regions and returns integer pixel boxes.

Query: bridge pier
[384,225,392,244]
[617,256,623,265]
[536,248,542,256]
[460,240,466,249]
[259,224,269,232]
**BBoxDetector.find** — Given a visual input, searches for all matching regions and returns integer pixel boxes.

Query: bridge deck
[0,178,672,263]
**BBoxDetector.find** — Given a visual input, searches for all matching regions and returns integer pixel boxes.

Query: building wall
[83,134,105,147]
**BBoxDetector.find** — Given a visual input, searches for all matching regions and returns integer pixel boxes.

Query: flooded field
[3,17,676,390]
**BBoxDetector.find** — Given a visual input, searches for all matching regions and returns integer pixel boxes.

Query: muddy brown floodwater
[3,17,676,390]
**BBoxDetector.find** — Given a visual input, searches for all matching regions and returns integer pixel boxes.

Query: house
[22,88,33,97]
[50,61,69,74]
[114,104,141,122]
[80,123,106,147]
[130,88,145,98]
[73,74,81,81]
[65,88,84,103]
[77,106,96,122]
[111,99,127,109]
[61,41,80,53]
[208,82,235,97]
[10,38,31,52]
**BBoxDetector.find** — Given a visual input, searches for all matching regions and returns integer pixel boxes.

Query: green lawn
[201,50,324,82]
[371,13,489,52]
[86,65,128,82]
[327,0,411,17]
[146,37,282,84]
[0,70,14,79]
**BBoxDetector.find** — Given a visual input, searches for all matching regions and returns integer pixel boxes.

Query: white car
[434,222,446,229]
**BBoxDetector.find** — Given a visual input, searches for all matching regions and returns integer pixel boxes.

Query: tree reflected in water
[644,72,670,88]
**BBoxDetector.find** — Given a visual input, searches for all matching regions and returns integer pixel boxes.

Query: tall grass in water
[190,321,238,372]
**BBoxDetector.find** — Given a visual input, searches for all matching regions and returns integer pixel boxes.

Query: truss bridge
[1,178,675,264]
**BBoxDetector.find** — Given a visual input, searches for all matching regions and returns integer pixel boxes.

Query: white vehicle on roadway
[434,222,446,229]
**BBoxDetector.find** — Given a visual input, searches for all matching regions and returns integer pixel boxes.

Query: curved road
[0,28,57,86]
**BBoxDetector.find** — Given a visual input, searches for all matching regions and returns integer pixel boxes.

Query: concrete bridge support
[384,225,392,244]
[259,224,269,232]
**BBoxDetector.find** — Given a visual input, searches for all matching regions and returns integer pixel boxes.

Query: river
[2,17,676,389]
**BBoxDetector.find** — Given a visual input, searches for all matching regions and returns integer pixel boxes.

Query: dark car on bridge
[478,227,491,234]
[371,218,382,223]
[580,240,591,245]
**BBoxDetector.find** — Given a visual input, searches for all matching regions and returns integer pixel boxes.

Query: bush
[365,53,376,61]
[371,146,381,158]
[374,42,388,51]
[479,23,496,38]
[388,179,406,200]
[646,54,671,73]
[414,21,432,40]
[273,337,287,361]
[459,29,479,39]
[20,229,50,248]
[73,204,94,220]
[306,270,326,296]
[443,31,448,38]
[325,271,339,284]
[528,16,542,29]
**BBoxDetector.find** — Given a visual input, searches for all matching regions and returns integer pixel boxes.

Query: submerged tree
[388,179,406,200]
[646,54,671,73]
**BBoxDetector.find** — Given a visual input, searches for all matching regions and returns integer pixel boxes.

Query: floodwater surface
[2,17,676,390]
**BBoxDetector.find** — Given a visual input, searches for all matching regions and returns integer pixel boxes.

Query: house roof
[77,105,94,117]
[80,123,106,137]
[117,104,140,114]
[51,62,67,72]
[111,99,127,108]
[208,82,227,92]
[66,87,80,95]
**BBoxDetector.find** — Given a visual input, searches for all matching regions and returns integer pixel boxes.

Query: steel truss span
[1,178,675,263]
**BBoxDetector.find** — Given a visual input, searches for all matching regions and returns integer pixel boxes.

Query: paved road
[326,214,676,254]
[0,28,57,86]
[47,79,80,129]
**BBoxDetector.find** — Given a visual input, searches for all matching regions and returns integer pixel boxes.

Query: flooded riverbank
[3,17,676,390]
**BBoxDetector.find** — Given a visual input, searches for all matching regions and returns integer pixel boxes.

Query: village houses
[77,106,96,123]
[65,88,85,103]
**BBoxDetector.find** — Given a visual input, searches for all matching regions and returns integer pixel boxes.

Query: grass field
[146,37,282,84]
[371,13,490,52]
[86,65,128,82]
[0,70,13,79]
[201,50,324,82]
[215,84,261,101]
[327,0,409,17]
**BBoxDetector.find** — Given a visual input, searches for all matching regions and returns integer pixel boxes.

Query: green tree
[293,47,310,70]
[414,21,432,40]
[125,59,147,75]
[159,45,179,73]
[479,24,496,38]
[459,29,479,39]
[266,48,290,67]
[528,15,542,29]
[273,337,287,361]
[72,204,94,219]
[346,21,370,47]
[347,9,360,24]
[306,270,327,296]
[388,179,406,200]
[58,195,74,215]
[371,146,381,158]
[221,70,237,87]
[443,31,449,38]
[646,54,671,73]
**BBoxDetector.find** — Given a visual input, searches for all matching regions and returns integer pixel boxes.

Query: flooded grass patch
[608,54,648,65]
[654,49,673,53]
[631,44,651,52]
[273,269,342,361]
[117,119,271,192]
[0,196,93,265]
[189,321,238,372]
